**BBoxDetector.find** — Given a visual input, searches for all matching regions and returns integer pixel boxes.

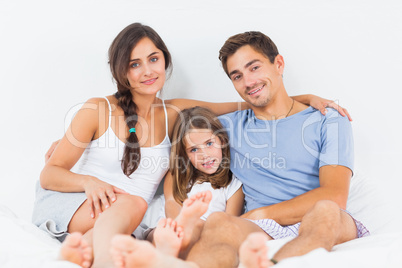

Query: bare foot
[175,190,212,249]
[239,233,273,268]
[154,218,184,257]
[110,234,197,268]
[59,232,93,268]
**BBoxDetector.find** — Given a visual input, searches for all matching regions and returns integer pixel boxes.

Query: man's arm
[241,165,352,225]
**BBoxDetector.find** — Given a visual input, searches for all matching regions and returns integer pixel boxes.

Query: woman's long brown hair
[108,23,172,176]
[170,106,232,204]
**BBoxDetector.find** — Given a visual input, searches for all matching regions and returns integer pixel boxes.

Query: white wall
[1,0,401,220]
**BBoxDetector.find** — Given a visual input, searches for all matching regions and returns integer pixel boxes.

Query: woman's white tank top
[72,97,171,204]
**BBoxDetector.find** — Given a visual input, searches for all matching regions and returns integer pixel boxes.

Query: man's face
[226,45,284,108]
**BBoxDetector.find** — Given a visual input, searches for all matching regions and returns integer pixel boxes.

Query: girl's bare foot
[239,233,273,268]
[176,190,212,249]
[154,218,184,257]
[59,232,93,268]
[110,234,197,268]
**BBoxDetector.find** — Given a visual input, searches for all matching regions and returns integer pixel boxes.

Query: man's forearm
[242,186,348,225]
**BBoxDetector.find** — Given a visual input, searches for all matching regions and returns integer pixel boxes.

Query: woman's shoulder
[73,96,115,124]
[81,95,119,112]
[83,96,108,106]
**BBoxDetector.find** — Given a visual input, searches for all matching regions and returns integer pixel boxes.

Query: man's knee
[205,212,231,226]
[204,212,241,233]
[312,200,340,216]
[300,200,342,237]
[201,212,246,247]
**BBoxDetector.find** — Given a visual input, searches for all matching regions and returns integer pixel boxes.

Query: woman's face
[126,37,166,96]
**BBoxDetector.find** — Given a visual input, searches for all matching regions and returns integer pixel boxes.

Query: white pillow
[346,169,400,234]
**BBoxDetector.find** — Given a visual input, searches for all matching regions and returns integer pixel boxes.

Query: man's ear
[275,54,285,75]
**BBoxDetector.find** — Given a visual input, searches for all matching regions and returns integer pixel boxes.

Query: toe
[165,218,172,228]
[65,232,83,247]
[157,218,168,229]
[203,190,212,203]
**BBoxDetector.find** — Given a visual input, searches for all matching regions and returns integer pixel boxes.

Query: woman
[34,23,349,268]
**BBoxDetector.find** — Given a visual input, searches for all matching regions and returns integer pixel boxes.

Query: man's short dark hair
[219,31,279,77]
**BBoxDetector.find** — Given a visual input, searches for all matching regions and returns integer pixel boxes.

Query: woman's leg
[65,194,148,268]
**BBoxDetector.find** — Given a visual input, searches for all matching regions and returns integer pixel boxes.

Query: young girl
[170,106,244,219]
[131,106,244,261]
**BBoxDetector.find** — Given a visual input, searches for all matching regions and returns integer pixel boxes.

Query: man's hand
[45,140,61,162]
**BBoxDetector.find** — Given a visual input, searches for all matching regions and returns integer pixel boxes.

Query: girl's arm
[41,98,127,218]
[163,171,182,219]
[225,188,245,217]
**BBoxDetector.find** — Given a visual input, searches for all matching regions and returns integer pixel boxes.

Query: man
[109,31,369,268]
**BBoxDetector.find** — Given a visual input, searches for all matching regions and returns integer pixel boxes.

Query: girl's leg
[178,219,204,259]
[66,194,148,268]
[150,191,211,260]
[145,218,203,259]
[153,218,184,257]
[175,191,212,250]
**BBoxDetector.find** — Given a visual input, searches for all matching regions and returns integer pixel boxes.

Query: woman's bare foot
[110,234,197,268]
[175,191,212,249]
[59,232,93,268]
[239,233,273,268]
[154,218,184,257]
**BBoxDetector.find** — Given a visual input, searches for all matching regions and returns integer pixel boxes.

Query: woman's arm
[225,188,245,217]
[163,172,182,219]
[291,94,352,121]
[166,99,249,117]
[41,98,99,191]
[168,95,351,120]
[41,98,128,218]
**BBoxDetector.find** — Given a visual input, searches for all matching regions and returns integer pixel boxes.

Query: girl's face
[184,129,223,175]
[126,37,166,96]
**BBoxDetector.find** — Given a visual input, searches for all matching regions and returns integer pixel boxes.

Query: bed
[1,1,402,267]
[1,170,401,268]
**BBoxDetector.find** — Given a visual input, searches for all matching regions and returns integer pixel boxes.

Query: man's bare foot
[59,232,93,268]
[110,234,197,268]
[154,218,184,257]
[175,190,212,249]
[239,233,273,268]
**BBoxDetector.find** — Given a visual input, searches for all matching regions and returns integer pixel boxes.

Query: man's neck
[252,91,294,120]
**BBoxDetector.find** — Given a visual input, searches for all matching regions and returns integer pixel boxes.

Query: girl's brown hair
[108,23,172,176]
[170,106,232,204]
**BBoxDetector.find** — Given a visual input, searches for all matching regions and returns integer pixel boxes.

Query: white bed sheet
[1,171,401,268]
[0,205,78,268]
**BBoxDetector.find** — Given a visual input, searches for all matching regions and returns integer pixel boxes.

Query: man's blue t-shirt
[218,107,354,212]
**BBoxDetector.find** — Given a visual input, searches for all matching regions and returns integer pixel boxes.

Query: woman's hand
[309,96,352,121]
[83,176,129,218]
